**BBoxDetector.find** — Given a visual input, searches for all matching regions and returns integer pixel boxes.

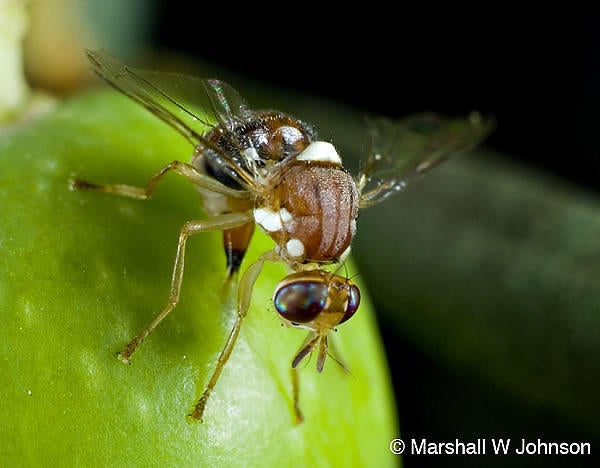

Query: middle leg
[118,211,254,363]
[190,250,279,421]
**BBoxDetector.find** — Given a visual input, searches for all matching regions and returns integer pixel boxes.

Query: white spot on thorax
[280,125,304,145]
[286,238,305,257]
[296,141,341,164]
[254,207,293,232]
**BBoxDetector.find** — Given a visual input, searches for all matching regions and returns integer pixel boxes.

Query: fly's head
[273,270,360,372]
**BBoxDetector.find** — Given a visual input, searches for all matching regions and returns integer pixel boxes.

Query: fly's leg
[190,250,278,421]
[118,212,253,363]
[291,368,303,424]
[291,334,352,423]
[327,335,351,375]
[71,160,247,199]
[289,332,320,424]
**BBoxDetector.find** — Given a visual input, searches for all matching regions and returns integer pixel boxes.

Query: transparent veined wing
[203,78,255,131]
[86,49,253,145]
[357,112,494,208]
[86,49,263,189]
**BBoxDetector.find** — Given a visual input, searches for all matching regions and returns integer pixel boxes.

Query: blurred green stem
[0,0,29,122]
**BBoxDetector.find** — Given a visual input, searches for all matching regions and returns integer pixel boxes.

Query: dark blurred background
[152,6,599,196]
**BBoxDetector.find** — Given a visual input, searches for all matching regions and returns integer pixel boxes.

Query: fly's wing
[86,49,257,187]
[203,78,255,131]
[357,112,494,208]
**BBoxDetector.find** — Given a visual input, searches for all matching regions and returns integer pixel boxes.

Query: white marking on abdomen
[339,245,352,262]
[296,141,341,164]
[286,238,305,257]
[254,207,293,232]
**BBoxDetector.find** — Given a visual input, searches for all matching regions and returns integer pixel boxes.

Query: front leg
[71,160,248,199]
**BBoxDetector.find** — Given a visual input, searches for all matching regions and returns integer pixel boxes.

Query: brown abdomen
[263,161,358,263]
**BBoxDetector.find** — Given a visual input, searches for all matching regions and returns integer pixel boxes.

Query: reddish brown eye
[274,281,328,323]
[339,284,360,324]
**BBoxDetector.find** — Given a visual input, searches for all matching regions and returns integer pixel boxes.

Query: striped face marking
[254,207,293,232]
[296,141,341,164]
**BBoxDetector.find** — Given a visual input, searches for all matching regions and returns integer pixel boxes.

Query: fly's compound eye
[339,284,360,324]
[274,281,328,324]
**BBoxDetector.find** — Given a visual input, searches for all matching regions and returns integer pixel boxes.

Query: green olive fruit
[0,90,398,466]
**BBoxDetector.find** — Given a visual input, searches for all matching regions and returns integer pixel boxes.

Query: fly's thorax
[192,111,314,191]
[253,142,359,264]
